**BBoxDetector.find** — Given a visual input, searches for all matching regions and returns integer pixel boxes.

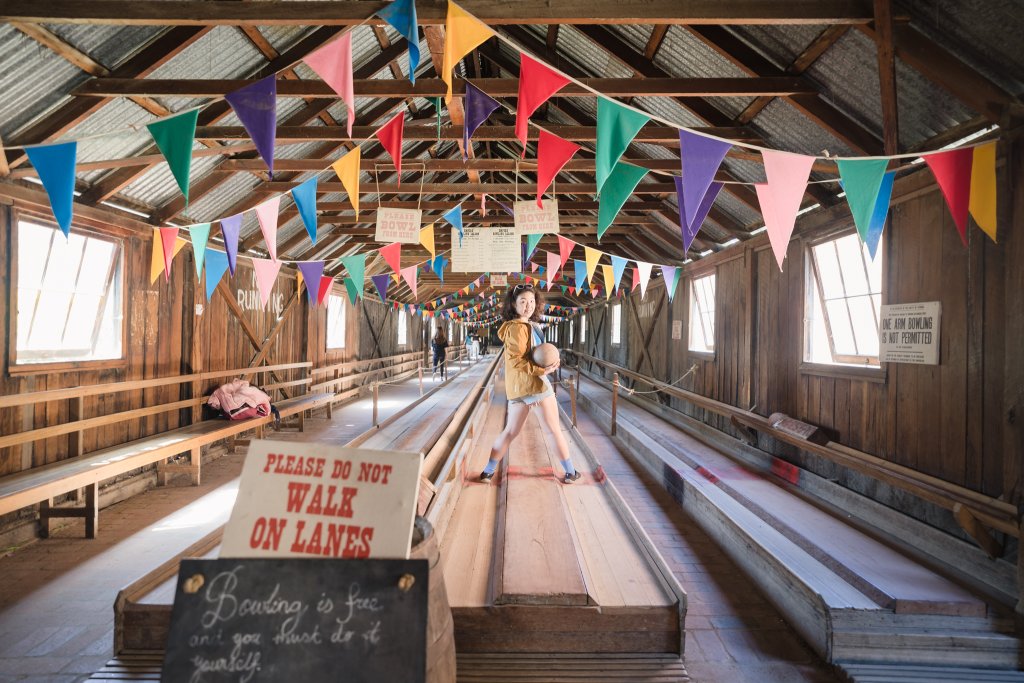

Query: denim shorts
[509,378,554,405]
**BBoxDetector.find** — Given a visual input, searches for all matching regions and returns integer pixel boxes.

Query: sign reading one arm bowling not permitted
[220,440,423,560]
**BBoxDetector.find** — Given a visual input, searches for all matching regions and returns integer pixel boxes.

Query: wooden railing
[565,350,1017,554]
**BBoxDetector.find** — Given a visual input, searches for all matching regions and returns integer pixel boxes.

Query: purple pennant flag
[497,201,514,217]
[678,129,731,230]
[220,214,243,275]
[296,261,325,305]
[225,76,277,175]
[675,176,723,252]
[371,273,391,302]
[463,82,501,160]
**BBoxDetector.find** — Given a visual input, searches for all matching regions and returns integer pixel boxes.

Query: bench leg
[298,411,306,433]
[85,483,98,539]
[327,401,333,420]
[190,446,202,486]
[255,424,264,439]
[39,498,52,539]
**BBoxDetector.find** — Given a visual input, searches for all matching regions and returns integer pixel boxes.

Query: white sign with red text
[220,440,422,560]
[375,206,422,243]
[514,198,560,235]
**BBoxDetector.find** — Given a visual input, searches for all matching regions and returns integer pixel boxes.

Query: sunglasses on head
[512,284,534,293]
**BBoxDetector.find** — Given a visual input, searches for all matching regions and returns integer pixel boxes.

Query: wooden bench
[0,362,332,539]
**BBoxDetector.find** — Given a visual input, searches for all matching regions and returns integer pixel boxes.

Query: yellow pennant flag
[149,228,188,284]
[969,141,997,242]
[602,264,615,300]
[332,146,361,218]
[420,223,436,257]
[443,1,494,103]
[297,270,304,292]
[584,246,601,284]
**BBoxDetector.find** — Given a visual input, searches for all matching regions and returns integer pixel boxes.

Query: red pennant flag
[379,242,402,274]
[536,130,580,208]
[516,53,571,155]
[317,275,335,306]
[924,148,973,246]
[557,235,575,268]
[159,227,179,282]
[376,112,405,183]
[631,266,641,291]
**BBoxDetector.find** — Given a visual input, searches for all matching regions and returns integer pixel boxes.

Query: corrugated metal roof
[725,24,829,70]
[118,149,222,210]
[0,24,86,140]
[179,173,261,225]
[553,26,634,80]
[256,26,317,55]
[751,98,856,157]
[653,26,751,79]
[633,96,709,130]
[607,25,655,55]
[42,23,164,71]
[60,99,156,184]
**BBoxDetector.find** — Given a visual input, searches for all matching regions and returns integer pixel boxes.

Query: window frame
[688,271,716,358]
[326,292,347,350]
[610,303,622,346]
[8,211,128,375]
[580,313,587,344]
[397,309,408,346]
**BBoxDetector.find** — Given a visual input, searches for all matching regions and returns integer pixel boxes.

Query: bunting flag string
[420,223,436,257]
[442,0,494,103]
[924,147,974,246]
[317,275,335,306]
[224,76,277,175]
[758,150,816,271]
[220,214,242,275]
[188,223,211,277]
[598,162,648,240]
[584,246,601,284]
[252,258,282,308]
[24,141,77,238]
[159,227,179,282]
[291,177,318,244]
[204,249,230,302]
[254,196,281,262]
[464,82,501,159]
[371,273,391,302]
[596,97,650,195]
[343,276,360,305]
[661,265,680,302]
[636,261,653,299]
[516,54,571,155]
[376,112,405,181]
[332,146,361,218]
[441,204,463,245]
[677,129,731,230]
[146,109,199,207]
[375,0,420,84]
[864,170,895,260]
[303,33,355,137]
[536,130,580,208]
[150,228,187,284]
[296,261,325,305]
[573,260,588,291]
[379,242,402,274]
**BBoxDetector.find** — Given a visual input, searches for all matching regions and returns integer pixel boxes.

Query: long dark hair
[501,283,543,322]
[433,327,447,344]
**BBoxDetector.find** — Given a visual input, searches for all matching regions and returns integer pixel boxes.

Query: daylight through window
[326,294,346,349]
[689,274,716,353]
[398,310,408,345]
[610,304,621,345]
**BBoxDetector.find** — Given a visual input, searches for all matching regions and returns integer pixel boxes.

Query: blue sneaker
[563,471,581,484]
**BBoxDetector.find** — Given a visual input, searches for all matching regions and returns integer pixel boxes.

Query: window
[326,294,346,349]
[569,320,574,345]
[580,313,587,344]
[610,304,621,345]
[447,322,453,342]
[14,219,123,365]
[689,273,716,354]
[397,310,408,345]
[805,232,883,365]
[431,317,437,337]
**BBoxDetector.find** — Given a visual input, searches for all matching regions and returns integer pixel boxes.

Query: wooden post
[84,482,98,539]
[372,381,379,426]
[611,372,619,437]
[418,363,424,396]
[571,376,578,428]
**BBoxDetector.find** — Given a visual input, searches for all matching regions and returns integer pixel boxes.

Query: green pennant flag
[598,162,649,240]
[596,98,650,196]
[836,158,889,244]
[189,222,211,277]
[525,233,543,258]
[343,276,360,305]
[338,253,366,298]
[146,109,200,206]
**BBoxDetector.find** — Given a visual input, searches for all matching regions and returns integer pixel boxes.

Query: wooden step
[840,662,1024,682]
[456,652,689,682]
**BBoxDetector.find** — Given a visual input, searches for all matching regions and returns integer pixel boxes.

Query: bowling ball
[531,342,560,367]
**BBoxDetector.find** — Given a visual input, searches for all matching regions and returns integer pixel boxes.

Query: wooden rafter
[872,0,899,155]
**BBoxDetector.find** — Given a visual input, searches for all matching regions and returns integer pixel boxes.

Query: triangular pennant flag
[924,148,973,246]
[516,53,571,154]
[677,129,731,230]
[610,255,628,293]
[865,170,895,261]
[598,162,648,240]
[969,141,997,242]
[420,223,436,257]
[441,204,463,244]
[379,242,402,274]
[675,176,722,252]
[400,265,418,299]
[159,227,179,282]
[631,266,640,292]
[391,272,401,285]
[596,98,649,195]
[557,235,575,267]
[661,265,680,302]
[574,259,588,291]
[442,0,494,103]
[584,246,601,284]
[150,228,189,284]
[291,176,318,244]
[317,275,335,306]
[338,253,366,296]
[252,258,282,308]
[536,130,580,208]
[836,158,889,244]
[601,264,615,300]
[304,33,355,137]
[332,146,361,217]
[371,273,391,302]
[146,109,199,206]
[546,250,561,288]
[296,261,325,305]
[375,0,420,84]
[376,112,405,181]
[526,233,543,259]
[220,214,242,275]
[188,223,211,277]
[255,196,281,261]
[758,150,815,270]
[224,76,277,174]
[464,82,500,160]
[530,261,539,272]
[204,249,230,301]
[636,261,653,299]
[343,276,360,305]
[25,141,77,237]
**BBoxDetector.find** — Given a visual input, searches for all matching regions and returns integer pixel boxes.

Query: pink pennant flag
[516,54,571,155]
[317,275,335,306]
[530,261,539,272]
[400,265,418,299]
[481,192,487,216]
[557,235,575,268]
[252,258,282,309]
[536,130,580,208]
[636,261,653,299]
[379,242,402,274]
[546,250,561,287]
[758,150,815,271]
[303,34,355,137]
[255,196,281,261]
[631,266,641,292]
[159,227,179,282]
[376,112,405,182]
[924,148,973,246]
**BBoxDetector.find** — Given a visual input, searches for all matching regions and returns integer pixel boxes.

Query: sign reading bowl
[375,207,422,244]
[514,199,560,235]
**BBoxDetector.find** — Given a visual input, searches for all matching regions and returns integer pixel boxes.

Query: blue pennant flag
[441,204,463,245]
[25,141,77,237]
[376,0,420,84]
[204,249,230,301]
[291,177,318,243]
[574,259,588,291]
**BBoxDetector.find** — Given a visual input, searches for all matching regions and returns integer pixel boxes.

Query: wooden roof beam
[872,0,899,155]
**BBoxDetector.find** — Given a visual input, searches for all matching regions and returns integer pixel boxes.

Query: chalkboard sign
[161,558,428,683]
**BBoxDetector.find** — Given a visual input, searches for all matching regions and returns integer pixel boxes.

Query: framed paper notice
[375,207,422,244]
[451,227,521,273]
[514,199,560,235]
[879,301,941,365]
[491,274,508,287]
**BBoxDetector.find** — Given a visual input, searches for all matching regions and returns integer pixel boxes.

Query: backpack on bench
[207,379,279,425]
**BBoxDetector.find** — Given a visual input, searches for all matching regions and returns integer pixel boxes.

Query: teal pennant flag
[338,253,366,298]
[836,158,889,245]
[598,162,649,240]
[188,222,211,277]
[596,97,650,195]
[146,109,199,206]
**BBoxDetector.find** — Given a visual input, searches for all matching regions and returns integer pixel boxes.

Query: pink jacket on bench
[207,379,271,419]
